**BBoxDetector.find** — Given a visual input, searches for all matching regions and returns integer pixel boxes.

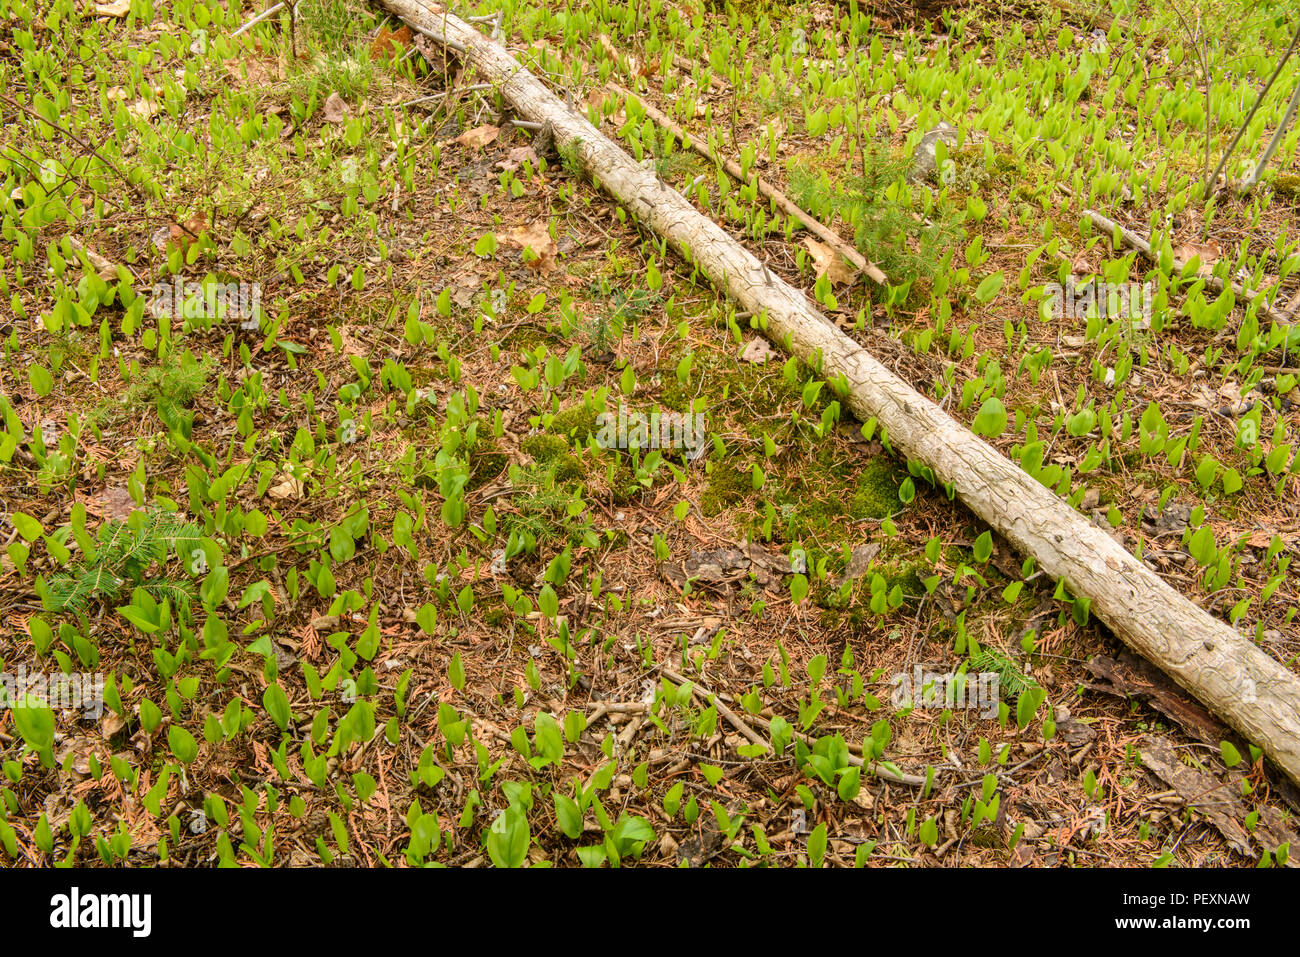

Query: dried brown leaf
[739,337,775,364]
[455,124,499,149]
[323,91,350,124]
[503,220,558,272]
[1173,241,1221,277]
[94,0,131,17]
[803,237,855,287]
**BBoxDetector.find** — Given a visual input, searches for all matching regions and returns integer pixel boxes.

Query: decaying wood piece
[378,0,1300,788]
[64,236,119,280]
[606,81,888,285]
[671,53,728,92]
[1139,736,1299,859]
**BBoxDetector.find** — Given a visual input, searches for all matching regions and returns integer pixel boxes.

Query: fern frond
[43,573,87,613]
[160,520,201,560]
[98,516,137,554]
[44,564,123,612]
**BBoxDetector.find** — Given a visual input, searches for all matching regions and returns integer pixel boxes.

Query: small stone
[908,123,958,184]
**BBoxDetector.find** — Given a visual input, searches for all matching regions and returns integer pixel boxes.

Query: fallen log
[378,0,1300,788]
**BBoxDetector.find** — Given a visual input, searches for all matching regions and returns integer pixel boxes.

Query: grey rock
[908,123,958,184]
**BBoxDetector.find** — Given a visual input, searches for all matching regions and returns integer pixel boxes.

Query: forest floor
[1,0,1298,867]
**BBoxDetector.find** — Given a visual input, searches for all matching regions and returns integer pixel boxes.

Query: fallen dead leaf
[172,213,207,250]
[496,146,540,172]
[93,0,131,16]
[267,475,305,500]
[82,486,137,522]
[100,712,126,739]
[803,237,855,287]
[369,25,413,60]
[152,214,206,252]
[1173,240,1221,277]
[323,92,350,124]
[739,337,775,364]
[128,98,160,121]
[503,220,558,273]
[833,543,881,585]
[1069,250,1093,279]
[598,34,639,74]
[587,88,624,126]
[455,124,499,149]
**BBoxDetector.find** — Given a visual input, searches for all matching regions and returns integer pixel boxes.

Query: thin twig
[1084,208,1291,328]
[1240,76,1300,195]
[1207,20,1300,192]
[607,82,888,285]
[660,666,928,787]
[232,1,286,37]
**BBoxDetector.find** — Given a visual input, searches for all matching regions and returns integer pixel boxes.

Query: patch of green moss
[521,433,569,463]
[849,458,904,519]
[818,607,843,630]
[547,403,600,444]
[819,605,871,630]
[949,145,993,193]
[701,463,751,517]
[879,559,926,598]
[521,433,585,485]
[657,343,799,416]
[553,453,584,484]
[811,579,852,610]
[1272,173,1300,199]
[467,449,507,491]
[407,366,446,388]
[732,449,908,549]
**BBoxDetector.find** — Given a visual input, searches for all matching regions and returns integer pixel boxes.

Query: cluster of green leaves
[119,349,213,436]
[788,151,962,285]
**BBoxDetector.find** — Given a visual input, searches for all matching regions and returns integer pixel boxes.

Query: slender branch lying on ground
[661,666,929,788]
[607,81,889,285]
[1084,208,1292,329]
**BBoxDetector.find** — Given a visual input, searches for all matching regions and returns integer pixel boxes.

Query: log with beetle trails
[378,0,1300,788]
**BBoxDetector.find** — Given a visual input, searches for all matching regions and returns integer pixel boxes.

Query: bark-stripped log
[379,0,1300,788]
